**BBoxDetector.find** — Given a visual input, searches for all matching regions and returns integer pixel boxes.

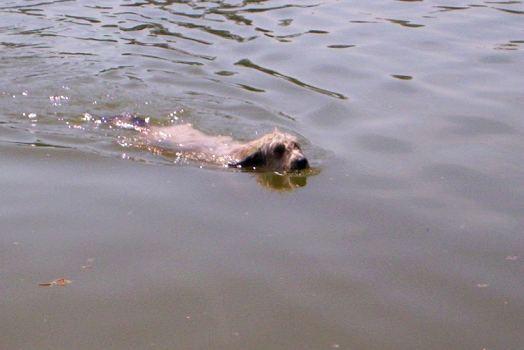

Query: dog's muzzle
[290,157,309,170]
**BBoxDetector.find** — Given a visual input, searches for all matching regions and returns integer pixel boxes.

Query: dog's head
[230,131,309,171]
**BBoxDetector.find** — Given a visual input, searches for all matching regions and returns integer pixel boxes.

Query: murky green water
[1,1,523,349]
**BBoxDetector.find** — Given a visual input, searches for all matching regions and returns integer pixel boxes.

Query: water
[1,0,523,349]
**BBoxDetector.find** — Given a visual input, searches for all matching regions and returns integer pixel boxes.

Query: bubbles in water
[49,95,69,106]
[168,109,185,123]
[23,112,37,119]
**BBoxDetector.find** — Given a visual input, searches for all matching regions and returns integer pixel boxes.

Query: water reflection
[253,170,316,191]
[493,7,524,15]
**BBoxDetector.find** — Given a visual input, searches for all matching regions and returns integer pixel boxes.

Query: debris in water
[39,278,72,287]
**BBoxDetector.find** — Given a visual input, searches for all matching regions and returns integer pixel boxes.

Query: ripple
[214,70,237,76]
[61,35,118,43]
[170,20,254,43]
[15,26,54,35]
[11,140,72,149]
[391,74,413,80]
[235,59,347,100]
[434,6,471,12]
[84,5,113,10]
[64,15,101,24]
[349,20,380,24]
[98,65,135,75]
[327,44,355,49]
[265,29,330,42]
[495,40,521,50]
[211,3,320,14]
[121,38,215,61]
[3,8,45,17]
[383,18,424,28]
[0,0,74,10]
[279,19,293,26]
[56,51,97,56]
[237,84,265,93]
[122,52,204,66]
[0,41,47,49]
[493,7,524,14]
[120,22,212,45]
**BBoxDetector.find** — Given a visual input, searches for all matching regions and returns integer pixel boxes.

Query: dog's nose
[292,157,309,170]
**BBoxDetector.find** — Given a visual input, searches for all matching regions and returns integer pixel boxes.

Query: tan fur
[143,124,309,171]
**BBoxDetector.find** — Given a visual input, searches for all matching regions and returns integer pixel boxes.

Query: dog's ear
[229,149,265,169]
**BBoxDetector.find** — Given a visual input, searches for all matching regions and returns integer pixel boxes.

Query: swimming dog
[99,114,309,172]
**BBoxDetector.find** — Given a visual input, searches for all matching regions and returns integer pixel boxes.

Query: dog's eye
[273,143,286,157]
[292,142,300,150]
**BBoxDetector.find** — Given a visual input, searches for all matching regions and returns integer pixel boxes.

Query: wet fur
[101,115,309,171]
[229,130,309,171]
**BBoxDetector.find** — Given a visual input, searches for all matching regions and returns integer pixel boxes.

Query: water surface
[1,0,523,349]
